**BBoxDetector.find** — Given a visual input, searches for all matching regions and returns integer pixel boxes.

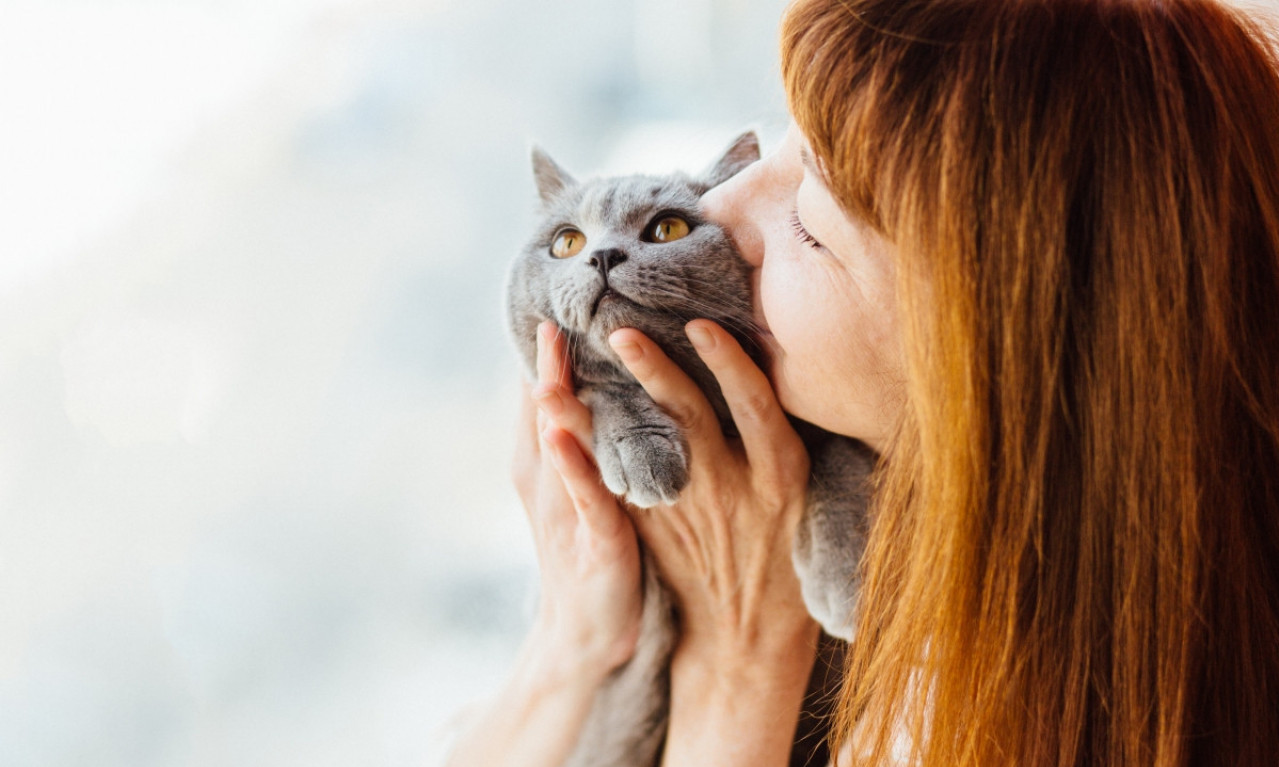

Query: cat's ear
[531,145,577,205]
[701,131,761,189]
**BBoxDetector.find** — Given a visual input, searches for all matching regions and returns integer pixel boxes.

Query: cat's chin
[590,289,624,317]
[587,291,640,334]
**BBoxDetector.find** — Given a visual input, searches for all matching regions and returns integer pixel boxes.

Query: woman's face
[701,125,905,451]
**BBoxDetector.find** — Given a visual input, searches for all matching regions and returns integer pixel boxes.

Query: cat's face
[507,133,762,368]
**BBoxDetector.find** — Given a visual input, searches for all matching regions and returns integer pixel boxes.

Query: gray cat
[506,132,876,767]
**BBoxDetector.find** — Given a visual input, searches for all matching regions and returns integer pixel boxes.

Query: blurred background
[0,0,792,764]
[9,1,1278,765]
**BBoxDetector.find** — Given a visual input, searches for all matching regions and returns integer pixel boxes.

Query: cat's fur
[506,132,876,767]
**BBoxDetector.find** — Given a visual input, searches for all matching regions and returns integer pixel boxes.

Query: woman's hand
[446,322,644,767]
[607,320,816,659]
[535,317,821,767]
[513,321,644,679]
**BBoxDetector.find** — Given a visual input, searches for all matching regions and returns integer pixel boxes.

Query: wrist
[672,585,820,678]
[445,623,611,767]
[518,614,624,693]
[670,613,819,697]
[661,616,820,767]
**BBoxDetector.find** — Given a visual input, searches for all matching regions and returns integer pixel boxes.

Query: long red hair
[781,0,1279,764]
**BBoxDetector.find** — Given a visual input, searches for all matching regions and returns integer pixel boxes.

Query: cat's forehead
[555,174,702,228]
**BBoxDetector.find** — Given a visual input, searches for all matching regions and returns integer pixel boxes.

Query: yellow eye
[551,229,586,258]
[649,216,690,243]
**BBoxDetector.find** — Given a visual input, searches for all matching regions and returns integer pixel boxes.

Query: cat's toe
[799,577,857,641]
[617,433,688,508]
[624,473,683,508]
[596,444,632,498]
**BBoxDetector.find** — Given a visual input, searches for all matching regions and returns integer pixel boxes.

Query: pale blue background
[0,0,790,764]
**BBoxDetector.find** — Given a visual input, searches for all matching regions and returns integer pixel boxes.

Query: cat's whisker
[621,283,763,342]
[507,137,874,766]
[555,325,574,389]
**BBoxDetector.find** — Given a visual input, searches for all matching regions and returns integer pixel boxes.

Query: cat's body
[506,132,875,767]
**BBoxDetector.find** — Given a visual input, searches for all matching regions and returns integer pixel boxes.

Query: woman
[448,0,1279,764]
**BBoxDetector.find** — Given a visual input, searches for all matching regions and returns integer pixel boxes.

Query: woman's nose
[701,161,766,267]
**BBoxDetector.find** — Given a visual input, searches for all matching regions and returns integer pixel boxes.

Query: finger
[531,447,578,532]
[607,327,727,461]
[512,381,543,502]
[536,321,573,392]
[525,419,582,538]
[533,322,593,452]
[517,380,542,456]
[543,425,630,539]
[532,384,594,455]
[685,319,808,486]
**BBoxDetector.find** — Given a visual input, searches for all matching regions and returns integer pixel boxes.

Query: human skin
[444,329,645,767]
[446,125,901,766]
[701,124,905,451]
[446,319,818,767]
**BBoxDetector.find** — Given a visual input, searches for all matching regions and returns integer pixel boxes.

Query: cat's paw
[597,430,689,508]
[794,558,858,641]
[792,502,860,641]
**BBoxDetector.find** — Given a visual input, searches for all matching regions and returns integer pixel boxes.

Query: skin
[446,125,904,766]
[702,125,905,452]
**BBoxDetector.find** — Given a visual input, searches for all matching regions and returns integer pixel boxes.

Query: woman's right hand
[511,321,645,680]
[444,323,645,767]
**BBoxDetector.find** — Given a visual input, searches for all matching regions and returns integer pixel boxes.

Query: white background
[0,0,791,764]
[2,0,1275,764]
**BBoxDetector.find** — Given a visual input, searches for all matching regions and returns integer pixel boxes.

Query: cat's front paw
[794,558,858,641]
[793,501,862,641]
[597,430,689,508]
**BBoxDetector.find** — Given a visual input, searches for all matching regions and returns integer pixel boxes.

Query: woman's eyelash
[789,209,825,250]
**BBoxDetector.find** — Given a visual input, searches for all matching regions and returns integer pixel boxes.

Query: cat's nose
[587,248,628,276]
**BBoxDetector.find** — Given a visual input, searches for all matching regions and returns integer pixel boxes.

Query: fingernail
[611,339,643,364]
[686,323,716,352]
[538,322,558,348]
[533,388,563,416]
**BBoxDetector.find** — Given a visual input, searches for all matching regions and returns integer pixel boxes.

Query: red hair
[782,0,1279,764]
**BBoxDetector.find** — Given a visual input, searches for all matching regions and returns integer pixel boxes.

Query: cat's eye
[551,229,586,259]
[648,215,691,243]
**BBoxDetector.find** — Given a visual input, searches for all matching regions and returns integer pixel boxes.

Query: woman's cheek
[759,261,827,397]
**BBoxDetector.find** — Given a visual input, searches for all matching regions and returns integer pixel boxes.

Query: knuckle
[557,453,595,498]
[564,488,588,514]
[780,451,811,486]
[564,404,593,435]
[735,388,776,425]
[569,481,606,517]
[756,448,809,499]
[666,400,710,434]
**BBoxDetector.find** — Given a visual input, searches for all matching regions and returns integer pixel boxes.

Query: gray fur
[506,131,875,767]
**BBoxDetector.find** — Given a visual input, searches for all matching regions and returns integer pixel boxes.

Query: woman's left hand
[535,317,820,766]
[604,319,817,666]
